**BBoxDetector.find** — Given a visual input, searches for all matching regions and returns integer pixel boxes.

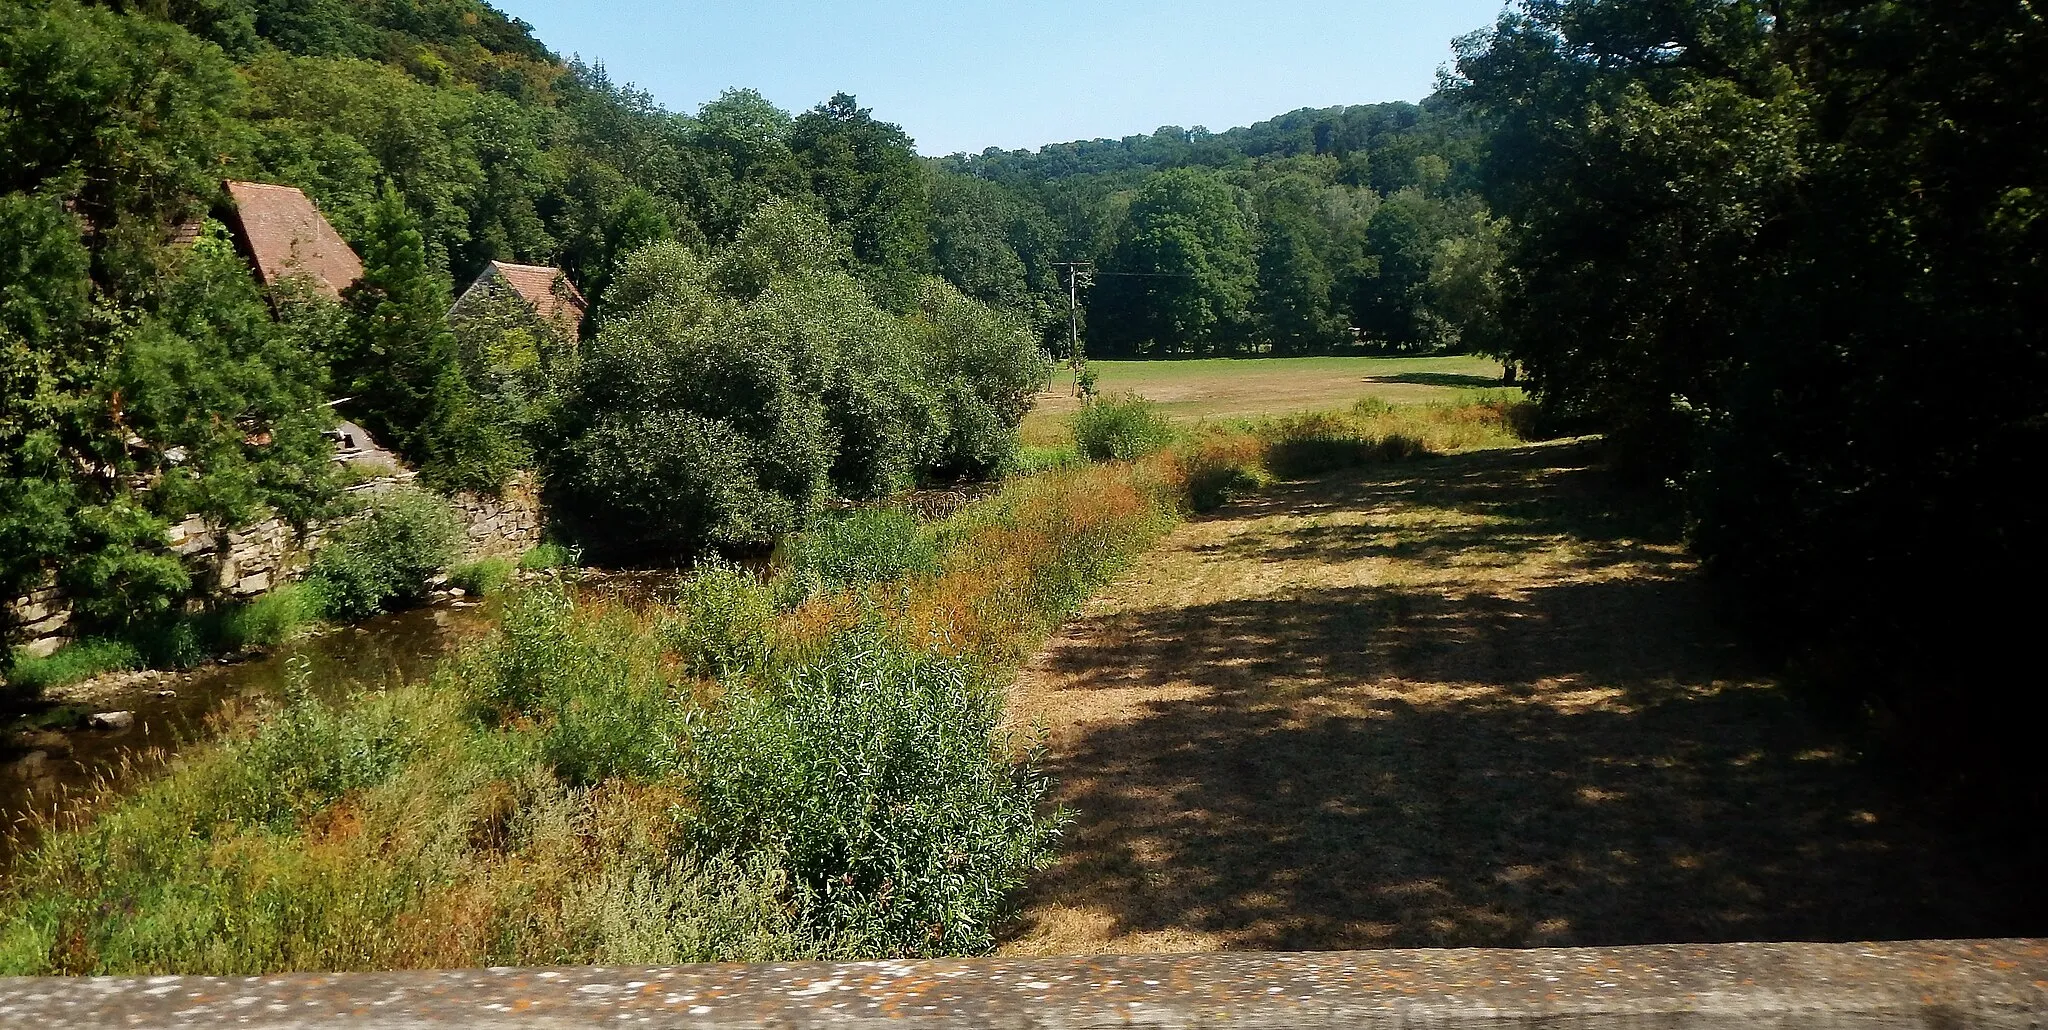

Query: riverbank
[0,396,1532,973]
[0,467,1178,972]
[0,600,502,867]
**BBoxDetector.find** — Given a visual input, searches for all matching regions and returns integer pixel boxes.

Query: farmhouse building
[221,180,363,300]
[451,261,589,343]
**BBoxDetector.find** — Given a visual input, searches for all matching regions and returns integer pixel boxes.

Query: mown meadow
[0,395,1529,974]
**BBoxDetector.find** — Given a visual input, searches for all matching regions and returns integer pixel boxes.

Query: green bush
[547,234,835,563]
[448,557,515,598]
[555,409,818,563]
[1179,442,1270,513]
[551,227,1051,566]
[1186,464,1266,512]
[778,508,936,600]
[5,639,143,694]
[914,281,1052,481]
[687,630,1061,957]
[305,488,463,621]
[468,585,684,786]
[1071,394,1175,462]
[518,542,574,571]
[1262,412,1426,479]
[217,585,322,651]
[660,562,776,680]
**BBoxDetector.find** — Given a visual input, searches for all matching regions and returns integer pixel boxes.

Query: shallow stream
[0,602,497,866]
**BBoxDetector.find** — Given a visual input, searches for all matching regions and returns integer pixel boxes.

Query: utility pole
[1053,261,1093,393]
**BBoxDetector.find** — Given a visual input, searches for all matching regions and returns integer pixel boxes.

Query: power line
[1046,264,1205,394]
[1052,262,1094,380]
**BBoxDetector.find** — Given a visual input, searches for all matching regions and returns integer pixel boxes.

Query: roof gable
[459,261,589,341]
[223,181,363,300]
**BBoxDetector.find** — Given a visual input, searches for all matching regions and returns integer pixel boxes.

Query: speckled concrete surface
[1,939,2043,1028]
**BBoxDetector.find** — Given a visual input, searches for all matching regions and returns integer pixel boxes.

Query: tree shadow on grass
[1011,444,2040,952]
[1193,443,1685,573]
[1362,372,1512,389]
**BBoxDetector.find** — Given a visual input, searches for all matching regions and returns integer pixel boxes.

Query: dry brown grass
[1003,440,2039,955]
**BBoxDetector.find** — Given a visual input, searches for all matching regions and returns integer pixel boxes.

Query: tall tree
[790,93,933,312]
[1,0,240,294]
[338,184,512,488]
[1092,169,1257,356]
[680,88,804,244]
[1253,210,1339,354]
[927,173,1064,340]
[1455,0,2048,825]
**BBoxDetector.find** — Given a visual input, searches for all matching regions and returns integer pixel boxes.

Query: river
[0,601,500,867]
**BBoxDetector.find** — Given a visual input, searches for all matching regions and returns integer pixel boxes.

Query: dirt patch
[1003,441,2038,954]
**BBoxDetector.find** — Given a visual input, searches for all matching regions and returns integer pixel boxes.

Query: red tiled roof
[485,261,589,340]
[223,181,363,300]
[166,218,206,249]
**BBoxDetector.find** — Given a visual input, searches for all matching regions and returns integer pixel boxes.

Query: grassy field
[1002,441,2039,954]
[1023,355,1513,446]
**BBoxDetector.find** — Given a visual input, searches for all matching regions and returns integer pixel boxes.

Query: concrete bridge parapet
[2,939,2043,1028]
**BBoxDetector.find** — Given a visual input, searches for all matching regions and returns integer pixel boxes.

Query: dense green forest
[4,0,2045,832]
[0,0,1056,649]
[0,0,1503,641]
[939,100,1506,358]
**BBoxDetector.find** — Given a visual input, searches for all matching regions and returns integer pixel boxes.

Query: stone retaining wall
[1,939,2042,1028]
[4,474,544,659]
[453,473,544,560]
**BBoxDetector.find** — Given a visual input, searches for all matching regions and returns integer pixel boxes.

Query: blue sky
[491,1,1510,156]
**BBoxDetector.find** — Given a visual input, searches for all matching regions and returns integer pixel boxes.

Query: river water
[0,602,501,866]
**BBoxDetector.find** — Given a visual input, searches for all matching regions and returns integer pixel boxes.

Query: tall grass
[447,557,515,599]
[0,394,1528,973]
[4,639,144,695]
[1065,393,1534,510]
[4,589,326,701]
[518,542,575,572]
[217,585,323,650]
[776,507,937,602]
[0,460,1184,973]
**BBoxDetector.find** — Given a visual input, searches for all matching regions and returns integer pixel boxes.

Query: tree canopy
[1454,0,2048,824]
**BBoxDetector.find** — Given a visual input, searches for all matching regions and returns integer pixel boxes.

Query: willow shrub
[658,561,777,680]
[304,488,463,621]
[689,630,1057,957]
[1070,393,1175,462]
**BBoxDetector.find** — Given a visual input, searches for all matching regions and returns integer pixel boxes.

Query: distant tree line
[935,102,1508,358]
